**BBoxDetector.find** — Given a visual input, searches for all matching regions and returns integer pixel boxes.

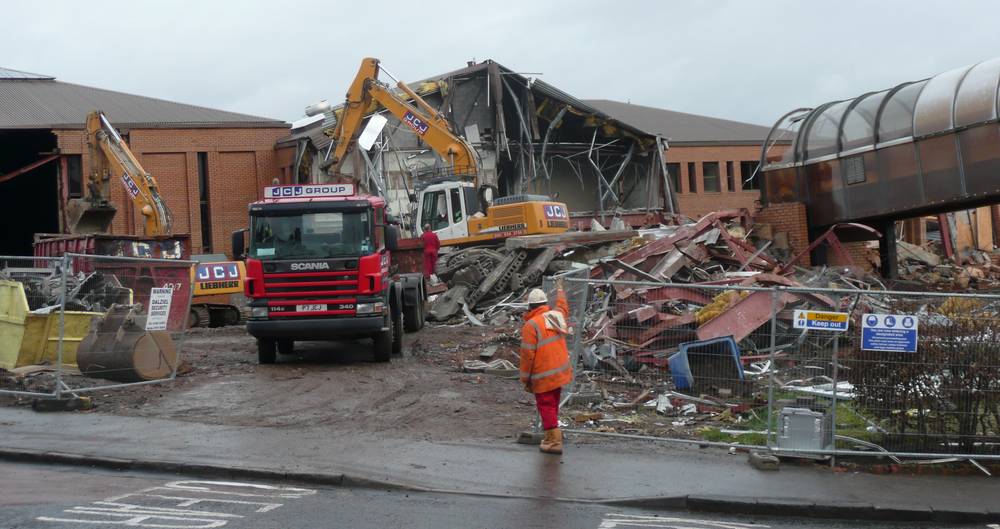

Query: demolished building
[278,59,679,234]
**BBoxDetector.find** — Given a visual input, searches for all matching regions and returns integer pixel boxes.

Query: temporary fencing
[0,253,194,401]
[557,276,1000,462]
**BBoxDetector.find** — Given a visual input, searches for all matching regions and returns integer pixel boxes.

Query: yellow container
[19,311,98,367]
[0,280,30,370]
[0,279,99,369]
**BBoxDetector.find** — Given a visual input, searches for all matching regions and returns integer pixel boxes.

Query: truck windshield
[250,211,373,260]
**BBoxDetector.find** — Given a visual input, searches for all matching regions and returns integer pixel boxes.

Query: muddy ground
[4,323,546,442]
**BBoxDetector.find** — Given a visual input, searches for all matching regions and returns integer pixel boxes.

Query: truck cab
[234,184,425,364]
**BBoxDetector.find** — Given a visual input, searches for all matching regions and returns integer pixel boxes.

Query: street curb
[1,448,997,523]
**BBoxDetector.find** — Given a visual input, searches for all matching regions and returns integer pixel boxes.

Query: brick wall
[828,241,874,270]
[665,144,788,219]
[754,200,810,267]
[54,126,289,257]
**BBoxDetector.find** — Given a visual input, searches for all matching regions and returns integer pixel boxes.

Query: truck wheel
[373,316,393,363]
[403,297,425,332]
[391,306,404,356]
[258,339,277,364]
[277,340,294,356]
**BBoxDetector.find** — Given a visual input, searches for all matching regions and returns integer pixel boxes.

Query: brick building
[585,100,789,218]
[0,67,289,256]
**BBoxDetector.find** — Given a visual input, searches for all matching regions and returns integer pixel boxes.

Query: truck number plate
[295,304,326,312]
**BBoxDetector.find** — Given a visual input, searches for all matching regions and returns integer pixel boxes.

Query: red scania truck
[231,183,425,364]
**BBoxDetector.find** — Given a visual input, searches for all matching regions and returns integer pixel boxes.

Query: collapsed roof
[284,59,677,220]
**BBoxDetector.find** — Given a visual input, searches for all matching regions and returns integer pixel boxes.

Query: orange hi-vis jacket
[519,289,573,394]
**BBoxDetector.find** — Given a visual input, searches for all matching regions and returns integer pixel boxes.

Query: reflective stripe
[520,342,537,351]
[529,360,571,380]
[535,334,563,348]
[526,320,542,337]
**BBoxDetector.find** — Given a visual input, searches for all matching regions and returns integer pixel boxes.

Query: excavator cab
[414,181,570,246]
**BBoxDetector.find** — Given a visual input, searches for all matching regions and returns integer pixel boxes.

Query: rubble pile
[871,240,1000,290]
[421,208,999,445]
[428,230,638,324]
[0,267,131,312]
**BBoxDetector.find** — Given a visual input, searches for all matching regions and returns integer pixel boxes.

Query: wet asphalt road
[0,461,990,529]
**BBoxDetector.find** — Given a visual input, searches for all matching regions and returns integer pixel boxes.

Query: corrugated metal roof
[583,99,781,145]
[0,67,54,80]
[0,69,287,129]
[276,118,332,149]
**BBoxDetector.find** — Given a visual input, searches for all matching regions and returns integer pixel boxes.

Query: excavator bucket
[75,304,178,382]
[65,197,117,234]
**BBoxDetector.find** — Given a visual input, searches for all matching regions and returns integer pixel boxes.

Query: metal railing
[556,276,1000,462]
[0,253,193,403]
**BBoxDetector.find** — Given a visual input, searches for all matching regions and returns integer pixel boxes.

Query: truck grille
[262,270,359,316]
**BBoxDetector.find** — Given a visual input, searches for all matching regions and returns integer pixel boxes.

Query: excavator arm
[85,111,173,236]
[327,57,479,181]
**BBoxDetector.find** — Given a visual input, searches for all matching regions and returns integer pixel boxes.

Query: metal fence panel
[0,255,66,398]
[558,276,1000,462]
[58,253,194,396]
[0,253,194,402]
[560,277,776,447]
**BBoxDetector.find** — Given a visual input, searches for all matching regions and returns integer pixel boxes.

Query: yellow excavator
[63,111,244,328]
[324,57,570,246]
[66,111,172,236]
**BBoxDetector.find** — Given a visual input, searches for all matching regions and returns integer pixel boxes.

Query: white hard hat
[527,288,548,304]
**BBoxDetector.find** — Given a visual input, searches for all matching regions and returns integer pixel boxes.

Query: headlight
[356,302,385,315]
[251,307,268,318]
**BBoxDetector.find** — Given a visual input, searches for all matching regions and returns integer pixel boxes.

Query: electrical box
[776,407,832,458]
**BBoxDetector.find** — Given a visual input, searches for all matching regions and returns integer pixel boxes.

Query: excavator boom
[66,111,172,236]
[327,58,480,180]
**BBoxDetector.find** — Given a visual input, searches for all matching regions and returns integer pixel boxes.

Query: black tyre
[391,306,404,356]
[403,297,425,332]
[373,316,392,363]
[277,340,294,356]
[258,339,277,364]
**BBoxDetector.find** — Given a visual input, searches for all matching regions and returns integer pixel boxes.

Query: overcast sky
[4,0,999,127]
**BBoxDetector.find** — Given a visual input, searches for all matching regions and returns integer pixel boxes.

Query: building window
[687,162,697,193]
[665,163,680,195]
[740,161,761,190]
[197,152,212,253]
[702,162,720,193]
[844,156,866,185]
[65,155,83,198]
[725,161,734,192]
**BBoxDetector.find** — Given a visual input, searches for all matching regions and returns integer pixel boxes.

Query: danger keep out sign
[793,310,849,331]
[861,313,919,353]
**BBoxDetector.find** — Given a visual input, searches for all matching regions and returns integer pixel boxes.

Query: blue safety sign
[793,309,849,331]
[861,313,918,353]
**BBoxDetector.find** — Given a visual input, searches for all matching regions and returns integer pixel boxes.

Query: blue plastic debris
[668,336,744,390]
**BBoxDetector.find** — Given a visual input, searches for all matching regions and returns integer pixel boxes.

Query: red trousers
[423,252,437,278]
[534,387,562,430]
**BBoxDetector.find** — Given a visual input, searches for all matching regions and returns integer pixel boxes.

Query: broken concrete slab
[505,229,637,250]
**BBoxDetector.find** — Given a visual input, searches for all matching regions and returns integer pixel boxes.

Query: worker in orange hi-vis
[420,224,440,281]
[519,277,573,454]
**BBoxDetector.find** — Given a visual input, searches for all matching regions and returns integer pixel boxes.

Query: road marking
[600,513,769,529]
[37,479,316,527]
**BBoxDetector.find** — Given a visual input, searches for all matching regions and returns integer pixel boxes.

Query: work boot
[539,428,563,454]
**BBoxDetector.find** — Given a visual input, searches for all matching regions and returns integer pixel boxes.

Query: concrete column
[878,220,898,280]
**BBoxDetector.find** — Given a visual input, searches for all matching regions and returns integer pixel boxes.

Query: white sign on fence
[861,313,918,353]
[793,309,850,331]
[146,287,173,331]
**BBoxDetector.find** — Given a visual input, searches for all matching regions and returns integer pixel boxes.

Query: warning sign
[861,313,918,353]
[793,309,849,331]
[145,287,173,331]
